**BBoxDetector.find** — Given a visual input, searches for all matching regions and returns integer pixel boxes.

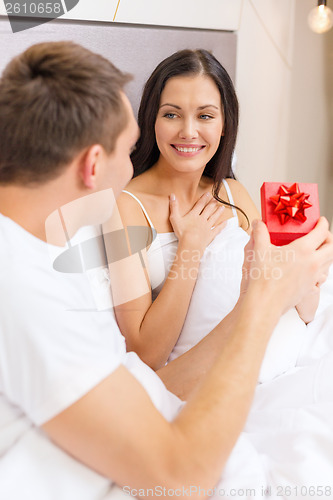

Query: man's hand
[241,217,333,314]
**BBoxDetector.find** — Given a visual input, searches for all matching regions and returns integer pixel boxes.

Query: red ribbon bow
[269,183,312,225]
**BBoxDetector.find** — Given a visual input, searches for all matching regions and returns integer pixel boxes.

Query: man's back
[0,213,163,499]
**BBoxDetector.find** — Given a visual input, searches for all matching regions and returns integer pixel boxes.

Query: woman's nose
[179,118,198,139]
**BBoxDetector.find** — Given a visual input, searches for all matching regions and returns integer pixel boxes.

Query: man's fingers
[251,219,271,249]
[244,231,255,256]
[295,216,329,251]
[316,272,329,287]
[242,231,255,272]
[315,235,333,269]
[318,229,333,250]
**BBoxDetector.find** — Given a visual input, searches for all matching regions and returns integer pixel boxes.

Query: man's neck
[0,178,76,243]
[0,186,46,240]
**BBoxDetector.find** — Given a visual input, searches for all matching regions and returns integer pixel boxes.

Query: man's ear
[80,145,103,190]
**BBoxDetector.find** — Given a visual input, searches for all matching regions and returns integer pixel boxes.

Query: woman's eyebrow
[197,104,220,110]
[159,103,181,109]
[159,103,220,110]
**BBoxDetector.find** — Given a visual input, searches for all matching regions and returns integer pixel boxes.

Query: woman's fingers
[200,197,220,216]
[207,203,225,224]
[168,192,234,251]
[191,192,214,215]
[211,219,227,237]
[169,193,180,221]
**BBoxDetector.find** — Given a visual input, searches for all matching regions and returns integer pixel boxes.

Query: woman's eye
[163,113,177,119]
[199,114,213,120]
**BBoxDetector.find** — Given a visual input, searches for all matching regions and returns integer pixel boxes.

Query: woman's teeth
[174,146,202,153]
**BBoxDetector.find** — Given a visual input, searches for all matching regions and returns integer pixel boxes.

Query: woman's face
[154,74,224,174]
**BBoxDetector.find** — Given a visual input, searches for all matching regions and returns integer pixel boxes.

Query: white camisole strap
[222,179,238,218]
[122,190,155,229]
[123,182,237,227]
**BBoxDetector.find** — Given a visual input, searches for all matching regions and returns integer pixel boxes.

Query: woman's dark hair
[131,49,248,225]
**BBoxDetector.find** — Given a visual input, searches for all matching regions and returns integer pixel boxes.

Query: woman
[105,49,319,370]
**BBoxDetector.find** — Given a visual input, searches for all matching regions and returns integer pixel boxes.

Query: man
[0,41,332,499]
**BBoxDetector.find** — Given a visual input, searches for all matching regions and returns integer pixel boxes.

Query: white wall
[235,0,295,205]
[286,0,333,221]
[0,0,243,30]
[235,0,333,221]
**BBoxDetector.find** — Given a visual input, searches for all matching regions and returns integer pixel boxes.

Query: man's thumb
[251,219,271,247]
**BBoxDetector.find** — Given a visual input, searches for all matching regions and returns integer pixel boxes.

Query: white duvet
[216,266,333,499]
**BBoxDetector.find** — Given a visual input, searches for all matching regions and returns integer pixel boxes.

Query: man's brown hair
[0,41,131,185]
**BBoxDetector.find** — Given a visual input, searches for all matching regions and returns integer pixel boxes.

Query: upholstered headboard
[0,17,236,116]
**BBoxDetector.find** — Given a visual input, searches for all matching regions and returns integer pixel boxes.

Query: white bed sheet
[216,265,333,498]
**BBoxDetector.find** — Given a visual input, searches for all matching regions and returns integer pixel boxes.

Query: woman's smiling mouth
[171,144,205,156]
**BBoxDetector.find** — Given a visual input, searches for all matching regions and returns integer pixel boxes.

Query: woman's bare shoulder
[224,178,257,208]
[220,178,260,232]
[116,188,149,228]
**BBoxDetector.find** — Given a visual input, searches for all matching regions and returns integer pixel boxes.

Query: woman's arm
[103,191,225,370]
[227,179,320,323]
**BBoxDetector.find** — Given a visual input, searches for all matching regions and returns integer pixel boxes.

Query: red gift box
[261,182,320,246]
